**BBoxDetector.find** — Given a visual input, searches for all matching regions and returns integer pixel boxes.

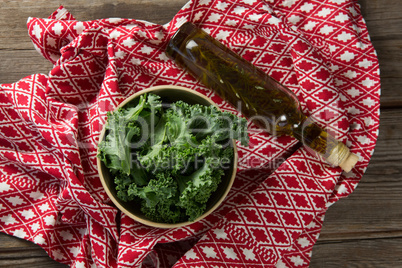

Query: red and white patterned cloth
[0,0,380,267]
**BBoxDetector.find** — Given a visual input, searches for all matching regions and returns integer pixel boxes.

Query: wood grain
[359,0,402,108]
[1,0,401,267]
[0,235,67,267]
[311,238,402,267]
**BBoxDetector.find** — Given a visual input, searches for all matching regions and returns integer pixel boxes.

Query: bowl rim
[97,85,238,228]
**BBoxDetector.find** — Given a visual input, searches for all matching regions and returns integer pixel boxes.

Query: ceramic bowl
[97,85,237,228]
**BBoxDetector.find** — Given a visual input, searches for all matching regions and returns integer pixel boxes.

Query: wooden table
[0,0,400,267]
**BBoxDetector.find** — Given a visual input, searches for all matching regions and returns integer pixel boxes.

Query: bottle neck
[291,116,343,160]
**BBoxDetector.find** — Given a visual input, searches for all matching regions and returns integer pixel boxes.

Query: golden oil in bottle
[166,22,358,172]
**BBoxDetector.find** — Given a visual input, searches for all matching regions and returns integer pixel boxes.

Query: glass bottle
[165,22,358,172]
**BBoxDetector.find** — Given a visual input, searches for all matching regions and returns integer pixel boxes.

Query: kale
[98,93,249,223]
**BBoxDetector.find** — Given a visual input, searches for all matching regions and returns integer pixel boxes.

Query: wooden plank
[318,108,402,239]
[0,0,185,83]
[0,50,53,84]
[310,238,402,268]
[359,0,402,22]
[0,234,68,267]
[372,39,402,108]
[0,0,186,49]
[358,0,402,107]
[380,79,402,108]
[319,183,402,240]
[362,108,402,180]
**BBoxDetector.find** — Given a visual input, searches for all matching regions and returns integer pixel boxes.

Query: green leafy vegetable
[98,93,249,223]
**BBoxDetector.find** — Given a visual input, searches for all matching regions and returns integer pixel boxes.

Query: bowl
[97,85,238,228]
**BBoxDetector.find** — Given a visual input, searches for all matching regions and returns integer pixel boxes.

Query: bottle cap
[339,152,359,173]
[326,143,359,172]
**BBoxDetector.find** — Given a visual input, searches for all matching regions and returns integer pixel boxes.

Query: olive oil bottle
[166,22,358,172]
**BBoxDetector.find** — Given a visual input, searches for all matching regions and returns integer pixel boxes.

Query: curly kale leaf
[174,136,234,221]
[176,158,225,221]
[136,172,184,223]
[98,92,249,223]
[170,101,249,146]
[98,93,162,185]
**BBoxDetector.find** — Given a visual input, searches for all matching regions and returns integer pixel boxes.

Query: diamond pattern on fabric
[0,0,380,267]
